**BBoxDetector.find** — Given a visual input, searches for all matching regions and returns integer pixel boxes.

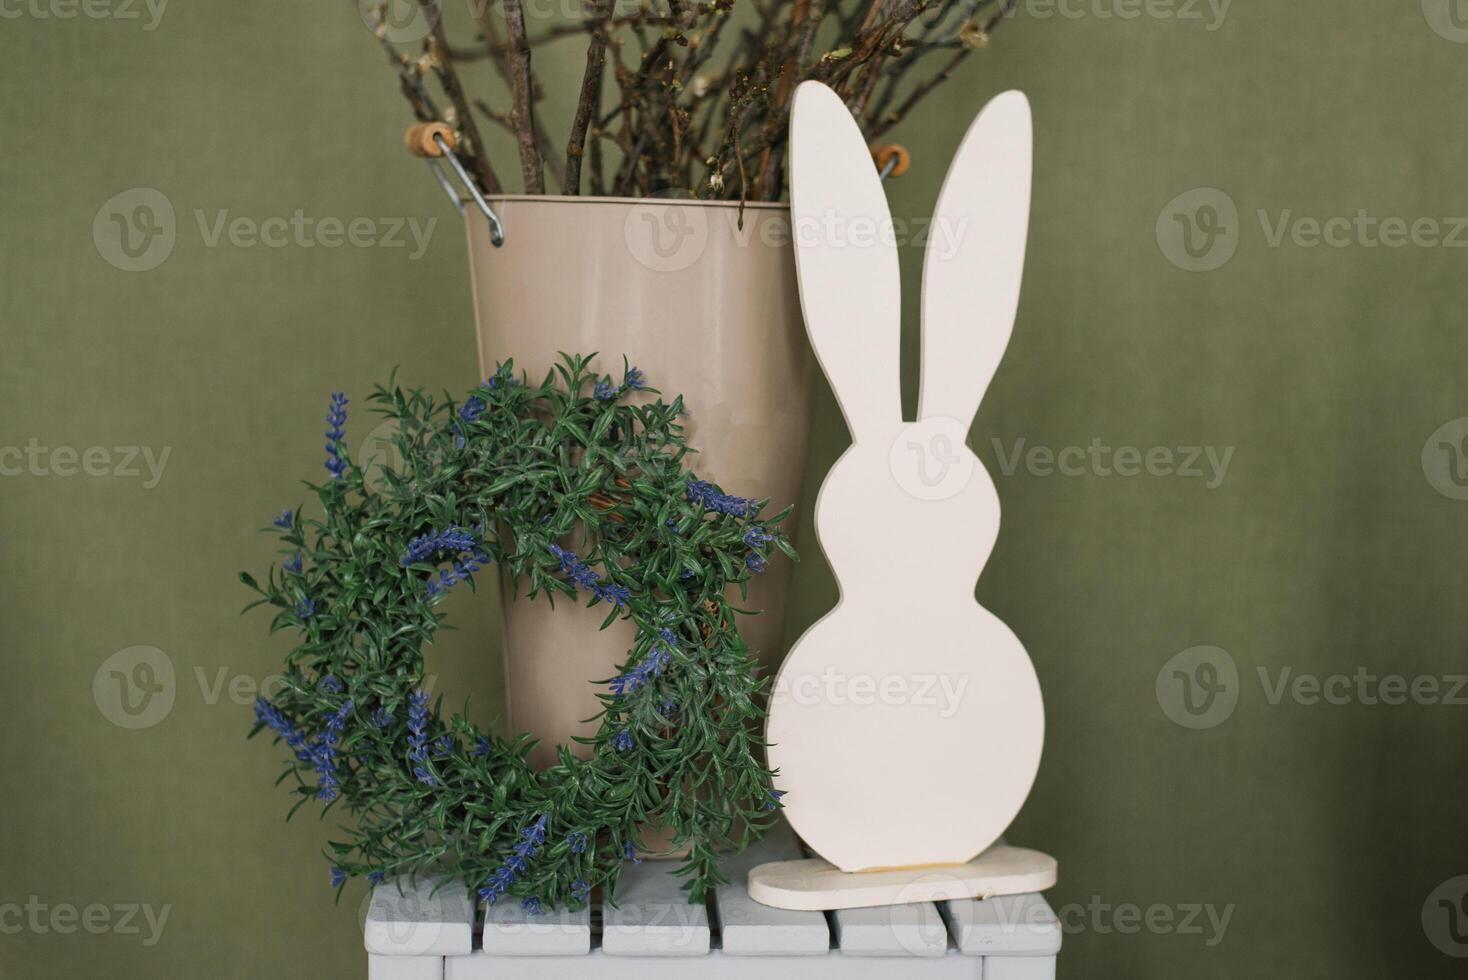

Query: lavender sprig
[309,699,354,802]
[478,814,549,905]
[609,634,674,696]
[547,544,630,607]
[324,392,348,481]
[425,549,488,597]
[686,478,756,517]
[407,690,430,766]
[594,365,647,401]
[400,527,478,566]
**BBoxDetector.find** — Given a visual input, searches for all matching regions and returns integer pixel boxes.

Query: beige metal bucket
[463,195,812,769]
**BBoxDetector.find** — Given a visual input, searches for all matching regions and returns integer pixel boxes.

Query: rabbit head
[788,82,1033,598]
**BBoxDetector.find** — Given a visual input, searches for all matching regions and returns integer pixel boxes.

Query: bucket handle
[405,123,505,247]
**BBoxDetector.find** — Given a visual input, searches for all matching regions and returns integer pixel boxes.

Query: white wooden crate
[365,824,1060,979]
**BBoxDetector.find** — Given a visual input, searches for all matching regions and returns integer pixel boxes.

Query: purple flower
[318,675,342,693]
[459,395,486,422]
[478,815,549,905]
[764,789,787,812]
[310,699,353,802]
[593,367,645,401]
[283,554,302,574]
[594,582,630,607]
[623,840,642,865]
[258,694,350,803]
[571,879,591,902]
[407,690,430,763]
[371,706,393,728]
[609,642,671,696]
[566,832,588,854]
[330,867,347,888]
[254,697,307,753]
[473,736,490,757]
[367,871,384,886]
[547,544,628,607]
[658,699,678,717]
[611,729,634,751]
[425,549,488,597]
[401,527,478,566]
[744,526,772,548]
[273,510,294,530]
[746,552,767,573]
[413,766,436,786]
[478,867,513,905]
[324,392,348,481]
[685,478,755,517]
[521,897,543,915]
[294,597,316,621]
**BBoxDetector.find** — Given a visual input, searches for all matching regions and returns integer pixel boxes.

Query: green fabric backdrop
[3,1,1467,976]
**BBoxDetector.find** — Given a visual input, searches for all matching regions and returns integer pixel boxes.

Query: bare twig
[417,0,503,195]
[500,0,546,193]
[371,0,1014,203]
[566,0,615,194]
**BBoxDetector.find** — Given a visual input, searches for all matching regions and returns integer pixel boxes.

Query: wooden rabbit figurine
[765,82,1044,874]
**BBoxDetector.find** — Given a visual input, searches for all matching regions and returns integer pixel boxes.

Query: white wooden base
[746,844,1057,912]
[365,823,1060,978]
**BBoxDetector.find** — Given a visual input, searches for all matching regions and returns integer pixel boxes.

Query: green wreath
[241,354,794,910]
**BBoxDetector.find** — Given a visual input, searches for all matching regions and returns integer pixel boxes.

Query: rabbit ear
[790,81,902,437]
[917,90,1032,428]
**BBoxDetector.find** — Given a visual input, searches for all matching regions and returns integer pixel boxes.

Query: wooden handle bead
[871,143,911,178]
[404,122,456,158]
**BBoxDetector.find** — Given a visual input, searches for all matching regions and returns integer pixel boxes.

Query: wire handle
[404,123,505,247]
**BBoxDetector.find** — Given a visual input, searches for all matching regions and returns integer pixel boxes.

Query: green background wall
[4,1,1468,976]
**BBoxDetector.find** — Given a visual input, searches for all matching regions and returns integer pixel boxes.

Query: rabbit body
[765,82,1044,872]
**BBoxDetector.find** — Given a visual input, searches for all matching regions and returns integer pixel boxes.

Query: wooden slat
[364,876,473,956]
[939,893,1061,956]
[983,956,1059,980]
[714,823,831,955]
[600,859,711,956]
[832,902,949,957]
[479,900,591,955]
[367,952,444,980]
